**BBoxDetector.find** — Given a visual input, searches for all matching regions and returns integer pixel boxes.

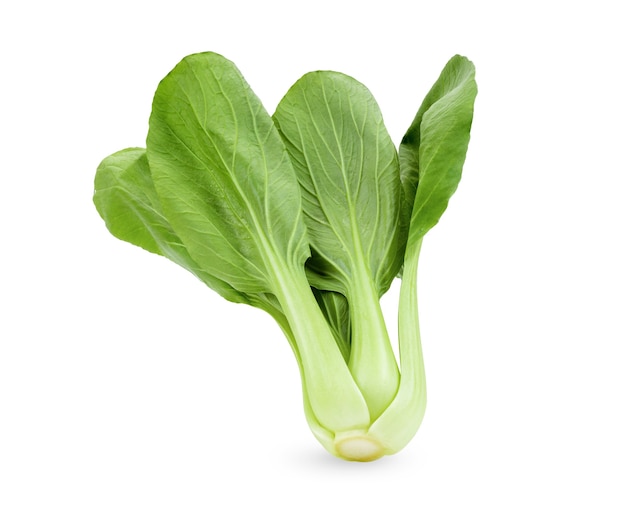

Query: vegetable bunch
[94,52,477,461]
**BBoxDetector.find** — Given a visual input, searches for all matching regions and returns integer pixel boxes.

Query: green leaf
[147,52,310,294]
[274,71,402,420]
[400,55,477,245]
[273,71,404,296]
[371,56,477,454]
[93,147,249,304]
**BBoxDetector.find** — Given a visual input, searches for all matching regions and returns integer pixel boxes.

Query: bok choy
[93,52,477,461]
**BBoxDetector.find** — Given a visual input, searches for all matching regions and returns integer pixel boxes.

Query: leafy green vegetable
[94,51,477,461]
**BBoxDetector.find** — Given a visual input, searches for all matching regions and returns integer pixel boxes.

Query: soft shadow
[283,443,419,471]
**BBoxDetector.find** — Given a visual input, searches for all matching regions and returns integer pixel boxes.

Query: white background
[2,1,625,519]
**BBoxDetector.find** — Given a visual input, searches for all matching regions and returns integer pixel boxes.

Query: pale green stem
[347,259,400,421]
[269,260,370,434]
[368,237,426,453]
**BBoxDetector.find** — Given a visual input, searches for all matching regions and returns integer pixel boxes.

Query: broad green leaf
[273,71,404,296]
[274,71,402,420]
[147,52,309,294]
[400,55,477,245]
[93,147,249,304]
[372,57,477,454]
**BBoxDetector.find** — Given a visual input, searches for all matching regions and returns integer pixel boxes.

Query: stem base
[334,431,385,462]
